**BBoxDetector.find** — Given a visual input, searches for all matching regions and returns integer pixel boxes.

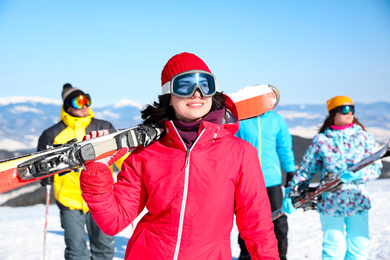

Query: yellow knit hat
[326,96,354,111]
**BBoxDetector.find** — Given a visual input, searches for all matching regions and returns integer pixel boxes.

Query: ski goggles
[70,94,91,109]
[331,105,355,115]
[162,70,218,98]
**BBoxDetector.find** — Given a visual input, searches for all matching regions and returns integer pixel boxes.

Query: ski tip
[228,84,280,120]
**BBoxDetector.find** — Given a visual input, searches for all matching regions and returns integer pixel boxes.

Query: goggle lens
[71,94,91,109]
[336,105,354,115]
[171,72,217,98]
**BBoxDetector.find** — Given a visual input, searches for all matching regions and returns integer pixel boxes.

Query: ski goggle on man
[71,94,91,109]
[331,105,355,115]
[162,70,218,98]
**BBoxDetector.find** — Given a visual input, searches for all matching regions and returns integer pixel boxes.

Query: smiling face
[333,102,354,126]
[170,90,213,123]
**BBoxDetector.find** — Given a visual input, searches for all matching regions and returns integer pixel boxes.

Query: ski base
[228,84,280,120]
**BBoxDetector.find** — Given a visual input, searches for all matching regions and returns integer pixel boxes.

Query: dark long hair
[141,92,226,124]
[318,111,366,133]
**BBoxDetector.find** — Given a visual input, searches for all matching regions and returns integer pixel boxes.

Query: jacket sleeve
[37,129,55,151]
[359,133,383,182]
[276,116,296,173]
[234,143,279,259]
[82,152,147,236]
[289,136,322,189]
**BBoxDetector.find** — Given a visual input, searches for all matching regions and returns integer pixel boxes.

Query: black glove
[40,175,54,186]
[285,172,295,188]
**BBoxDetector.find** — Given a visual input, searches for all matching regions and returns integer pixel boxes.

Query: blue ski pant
[320,212,369,260]
[60,208,115,260]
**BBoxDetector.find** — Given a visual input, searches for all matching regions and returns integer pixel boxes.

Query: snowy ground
[0,179,389,260]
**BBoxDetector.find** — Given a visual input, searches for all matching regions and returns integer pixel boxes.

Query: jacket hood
[221,93,239,135]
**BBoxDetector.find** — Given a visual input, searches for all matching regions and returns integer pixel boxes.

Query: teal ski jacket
[236,111,296,187]
[289,124,382,217]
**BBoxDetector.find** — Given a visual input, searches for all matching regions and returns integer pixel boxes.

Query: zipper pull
[182,149,190,171]
[212,127,220,142]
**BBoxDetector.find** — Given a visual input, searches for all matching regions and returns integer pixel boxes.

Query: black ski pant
[238,184,288,260]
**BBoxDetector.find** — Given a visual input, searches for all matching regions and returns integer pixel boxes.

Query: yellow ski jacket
[38,107,121,212]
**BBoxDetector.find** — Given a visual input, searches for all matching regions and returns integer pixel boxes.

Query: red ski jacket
[83,96,278,260]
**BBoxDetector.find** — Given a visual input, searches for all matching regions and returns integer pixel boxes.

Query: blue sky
[0,0,389,107]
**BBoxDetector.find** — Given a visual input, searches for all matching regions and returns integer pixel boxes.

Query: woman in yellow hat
[283,95,382,259]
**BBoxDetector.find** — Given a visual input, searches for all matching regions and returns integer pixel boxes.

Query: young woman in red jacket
[80,52,279,260]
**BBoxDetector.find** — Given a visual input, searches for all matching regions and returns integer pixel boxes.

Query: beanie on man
[161,52,211,87]
[326,96,354,112]
[62,83,86,111]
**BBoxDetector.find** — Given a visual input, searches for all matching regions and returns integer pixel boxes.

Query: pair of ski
[272,140,390,221]
[0,124,163,193]
[0,84,279,194]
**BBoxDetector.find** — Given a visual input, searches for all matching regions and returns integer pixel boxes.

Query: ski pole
[43,185,51,260]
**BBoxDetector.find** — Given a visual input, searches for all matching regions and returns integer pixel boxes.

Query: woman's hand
[340,170,362,183]
[282,187,297,214]
[80,129,128,195]
[80,147,127,195]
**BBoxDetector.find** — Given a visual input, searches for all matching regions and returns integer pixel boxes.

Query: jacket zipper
[171,122,205,260]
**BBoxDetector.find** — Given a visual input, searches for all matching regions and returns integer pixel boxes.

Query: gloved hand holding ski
[80,129,128,195]
[80,147,128,195]
[282,197,297,214]
[0,123,165,193]
[339,170,362,183]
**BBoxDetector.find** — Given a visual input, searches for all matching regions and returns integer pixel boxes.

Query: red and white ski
[228,84,280,120]
[0,124,163,193]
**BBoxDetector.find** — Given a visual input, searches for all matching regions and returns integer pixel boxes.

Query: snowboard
[0,124,164,193]
[228,84,280,120]
[272,139,390,221]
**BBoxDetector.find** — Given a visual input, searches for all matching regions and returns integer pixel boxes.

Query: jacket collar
[60,107,94,129]
[161,94,239,150]
[324,123,362,138]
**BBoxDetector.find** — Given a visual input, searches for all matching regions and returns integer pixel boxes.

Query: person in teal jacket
[236,110,296,260]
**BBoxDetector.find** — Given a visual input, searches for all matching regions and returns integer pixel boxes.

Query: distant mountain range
[0,97,144,152]
[274,102,390,144]
[1,97,390,153]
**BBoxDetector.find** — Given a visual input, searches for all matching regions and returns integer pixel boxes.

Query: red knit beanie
[161,52,211,86]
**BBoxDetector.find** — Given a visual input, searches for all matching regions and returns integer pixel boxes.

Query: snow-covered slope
[0,179,389,259]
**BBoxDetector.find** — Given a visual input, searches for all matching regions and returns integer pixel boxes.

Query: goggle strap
[161,82,171,95]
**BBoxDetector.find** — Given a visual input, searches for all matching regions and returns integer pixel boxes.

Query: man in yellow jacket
[38,83,119,260]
